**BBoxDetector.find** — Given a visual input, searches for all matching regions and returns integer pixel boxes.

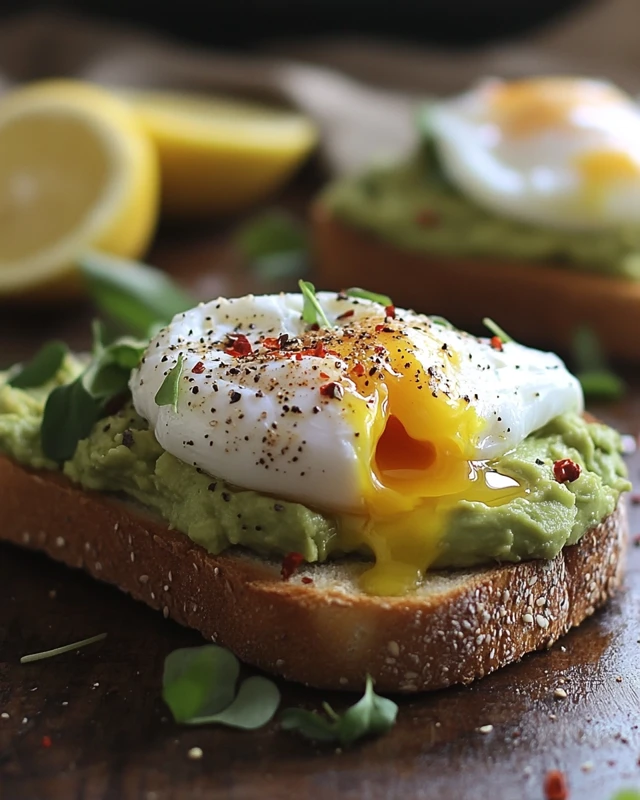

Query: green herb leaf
[281,675,398,746]
[345,288,393,307]
[187,676,281,729]
[235,210,309,283]
[83,336,146,402]
[298,280,332,329]
[39,331,147,462]
[235,210,307,263]
[154,353,184,412]
[611,791,640,800]
[416,104,454,190]
[576,370,625,400]
[162,645,240,723]
[482,318,514,343]
[162,646,281,730]
[333,675,398,745]
[41,378,101,462]
[80,250,195,338]
[20,633,107,664]
[572,325,625,400]
[7,341,68,389]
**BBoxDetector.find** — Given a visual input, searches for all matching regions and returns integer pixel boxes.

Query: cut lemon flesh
[0,80,159,298]
[126,90,317,217]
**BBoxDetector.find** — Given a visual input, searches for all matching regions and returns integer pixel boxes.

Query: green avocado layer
[0,358,630,571]
[323,149,640,279]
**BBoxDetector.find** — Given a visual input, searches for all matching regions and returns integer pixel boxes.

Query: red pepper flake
[262,337,280,351]
[294,342,335,360]
[224,334,253,358]
[385,304,396,319]
[41,735,52,748]
[375,324,385,332]
[630,494,640,505]
[320,382,344,400]
[350,363,365,377]
[490,336,503,351]
[415,208,440,228]
[301,576,314,585]
[553,458,582,483]
[191,361,205,374]
[633,535,640,548]
[319,371,330,380]
[543,770,568,800]
[337,309,355,321]
[281,552,304,581]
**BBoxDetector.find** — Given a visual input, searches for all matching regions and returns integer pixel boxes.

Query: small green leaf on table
[281,675,398,746]
[162,646,280,730]
[163,645,240,723]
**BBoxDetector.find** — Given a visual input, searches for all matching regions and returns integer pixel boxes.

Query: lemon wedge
[0,80,159,299]
[126,90,317,217]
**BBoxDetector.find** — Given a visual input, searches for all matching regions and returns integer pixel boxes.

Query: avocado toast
[0,287,629,691]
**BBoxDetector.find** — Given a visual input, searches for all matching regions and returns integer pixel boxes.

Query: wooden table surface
[1,180,639,800]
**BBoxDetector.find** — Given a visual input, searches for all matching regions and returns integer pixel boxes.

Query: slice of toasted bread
[312,202,640,361]
[0,454,627,692]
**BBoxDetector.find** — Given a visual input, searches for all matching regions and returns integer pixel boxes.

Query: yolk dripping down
[329,326,523,596]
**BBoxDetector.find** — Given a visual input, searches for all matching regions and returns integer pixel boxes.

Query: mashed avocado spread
[323,149,640,279]
[0,356,629,573]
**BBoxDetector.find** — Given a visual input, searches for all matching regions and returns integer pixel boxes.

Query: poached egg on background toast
[429,76,640,230]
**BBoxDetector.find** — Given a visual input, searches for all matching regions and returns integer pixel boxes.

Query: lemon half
[0,80,159,298]
[127,91,317,217]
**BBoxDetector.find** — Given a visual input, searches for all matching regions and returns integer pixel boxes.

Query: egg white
[130,293,582,515]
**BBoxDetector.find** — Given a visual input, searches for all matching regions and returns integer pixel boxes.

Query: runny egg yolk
[329,327,523,596]
[575,149,640,212]
[487,78,624,139]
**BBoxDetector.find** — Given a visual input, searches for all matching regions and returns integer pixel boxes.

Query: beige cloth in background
[0,0,638,174]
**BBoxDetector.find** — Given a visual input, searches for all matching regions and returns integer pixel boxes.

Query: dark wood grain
[1,184,640,800]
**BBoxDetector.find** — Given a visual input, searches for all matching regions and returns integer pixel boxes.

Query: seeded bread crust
[0,454,627,692]
[312,202,640,361]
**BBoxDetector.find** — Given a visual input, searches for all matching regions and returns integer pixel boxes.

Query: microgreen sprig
[482,318,514,343]
[299,280,333,329]
[162,645,281,730]
[20,633,107,664]
[280,675,398,746]
[345,287,393,307]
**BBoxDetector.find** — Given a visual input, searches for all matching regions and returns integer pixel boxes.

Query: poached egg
[429,77,640,230]
[131,292,582,595]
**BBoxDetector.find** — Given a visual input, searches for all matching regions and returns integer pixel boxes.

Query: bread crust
[0,454,626,693]
[312,202,640,361]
